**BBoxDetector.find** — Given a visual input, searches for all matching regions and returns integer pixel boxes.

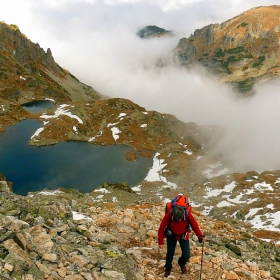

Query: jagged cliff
[173,5,280,93]
[0,22,103,104]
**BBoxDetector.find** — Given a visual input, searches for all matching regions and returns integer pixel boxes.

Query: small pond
[22,100,56,113]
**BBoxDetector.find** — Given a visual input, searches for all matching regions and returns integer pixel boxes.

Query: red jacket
[158,209,203,245]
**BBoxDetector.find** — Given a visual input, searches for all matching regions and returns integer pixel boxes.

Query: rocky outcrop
[189,170,280,241]
[0,23,61,73]
[137,25,174,39]
[173,5,280,93]
[0,184,279,279]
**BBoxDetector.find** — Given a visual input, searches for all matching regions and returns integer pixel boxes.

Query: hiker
[158,197,206,277]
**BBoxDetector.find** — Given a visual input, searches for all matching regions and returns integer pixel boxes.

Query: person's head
[172,206,184,221]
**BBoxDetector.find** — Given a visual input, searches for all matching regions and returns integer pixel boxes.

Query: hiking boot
[181,265,187,274]
[164,269,171,277]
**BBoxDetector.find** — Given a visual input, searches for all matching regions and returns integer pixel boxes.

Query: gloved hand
[198,235,206,243]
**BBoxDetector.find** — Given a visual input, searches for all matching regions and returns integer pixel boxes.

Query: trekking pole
[199,241,204,280]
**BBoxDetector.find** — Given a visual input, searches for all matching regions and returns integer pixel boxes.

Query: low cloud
[215,80,280,173]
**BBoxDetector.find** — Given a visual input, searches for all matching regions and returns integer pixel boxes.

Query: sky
[1,0,280,172]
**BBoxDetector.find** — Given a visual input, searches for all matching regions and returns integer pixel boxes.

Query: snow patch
[41,104,83,124]
[254,182,274,192]
[94,188,112,194]
[204,181,236,198]
[144,152,177,189]
[31,127,44,140]
[72,211,93,221]
[179,143,193,155]
[88,131,103,141]
[132,185,141,192]
[217,201,235,207]
[28,190,64,197]
[118,113,126,119]
[111,127,121,140]
[202,162,229,178]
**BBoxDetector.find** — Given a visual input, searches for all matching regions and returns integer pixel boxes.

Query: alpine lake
[0,100,153,196]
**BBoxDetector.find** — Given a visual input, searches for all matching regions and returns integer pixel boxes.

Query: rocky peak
[0,22,103,105]
[137,25,174,39]
[0,22,60,74]
[173,5,280,93]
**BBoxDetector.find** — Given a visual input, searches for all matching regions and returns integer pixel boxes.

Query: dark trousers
[165,238,190,270]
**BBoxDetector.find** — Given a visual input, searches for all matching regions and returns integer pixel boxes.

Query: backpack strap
[185,209,191,232]
[165,202,172,215]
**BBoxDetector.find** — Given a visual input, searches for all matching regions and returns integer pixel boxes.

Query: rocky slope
[185,170,280,241]
[173,5,280,93]
[0,22,103,107]
[0,182,279,280]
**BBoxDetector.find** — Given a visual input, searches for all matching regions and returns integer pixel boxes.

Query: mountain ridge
[0,21,103,105]
[173,5,280,93]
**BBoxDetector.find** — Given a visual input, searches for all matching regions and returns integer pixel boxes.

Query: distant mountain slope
[0,22,103,104]
[173,5,280,93]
